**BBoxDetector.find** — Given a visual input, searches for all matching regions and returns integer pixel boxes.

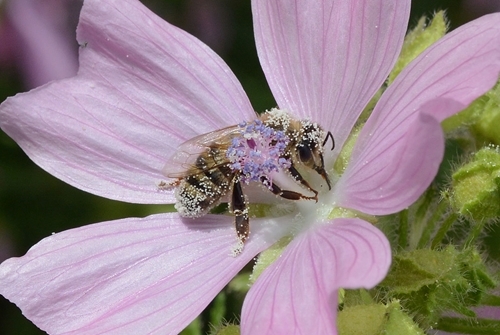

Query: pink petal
[0,0,255,204]
[355,13,500,153]
[6,0,79,88]
[0,214,286,335]
[474,306,500,319]
[241,218,391,335]
[338,13,500,215]
[252,0,410,152]
[336,100,462,215]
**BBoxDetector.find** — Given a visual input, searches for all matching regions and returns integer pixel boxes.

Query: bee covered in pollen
[162,108,334,246]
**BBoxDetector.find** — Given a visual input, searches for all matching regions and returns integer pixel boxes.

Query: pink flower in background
[0,0,79,88]
[0,0,499,334]
[462,0,500,18]
[184,0,233,55]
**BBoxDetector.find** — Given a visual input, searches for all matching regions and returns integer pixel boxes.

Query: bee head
[297,122,333,190]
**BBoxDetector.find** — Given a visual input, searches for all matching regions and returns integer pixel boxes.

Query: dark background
[0,0,498,334]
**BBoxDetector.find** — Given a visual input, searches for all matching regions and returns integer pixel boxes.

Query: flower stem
[436,317,500,334]
[431,212,458,249]
[417,199,448,249]
[464,219,488,249]
[409,189,434,249]
[398,209,409,249]
[481,294,500,307]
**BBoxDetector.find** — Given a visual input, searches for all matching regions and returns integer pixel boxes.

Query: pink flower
[0,0,79,88]
[1,0,499,334]
[462,0,500,18]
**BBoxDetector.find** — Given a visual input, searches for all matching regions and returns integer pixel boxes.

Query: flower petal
[355,13,500,154]
[252,0,410,151]
[336,100,461,214]
[6,0,78,88]
[0,214,285,335]
[0,0,255,204]
[338,13,500,215]
[241,218,391,335]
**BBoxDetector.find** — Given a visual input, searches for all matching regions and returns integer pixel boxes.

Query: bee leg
[157,179,181,191]
[287,165,319,198]
[261,176,318,202]
[315,153,332,190]
[231,179,249,243]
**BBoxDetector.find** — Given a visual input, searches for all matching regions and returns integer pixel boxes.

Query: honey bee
[163,109,334,244]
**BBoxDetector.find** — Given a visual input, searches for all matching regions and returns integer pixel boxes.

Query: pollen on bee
[174,184,207,217]
[231,238,245,257]
[263,108,292,130]
[162,107,331,249]
[226,113,291,188]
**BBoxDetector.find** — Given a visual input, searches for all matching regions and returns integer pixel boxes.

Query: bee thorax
[165,107,333,246]
[227,115,291,187]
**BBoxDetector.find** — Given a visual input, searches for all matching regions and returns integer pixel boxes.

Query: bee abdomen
[175,168,231,218]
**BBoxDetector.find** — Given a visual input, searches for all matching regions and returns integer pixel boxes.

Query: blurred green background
[0,0,498,334]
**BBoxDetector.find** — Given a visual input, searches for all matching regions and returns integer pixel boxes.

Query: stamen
[227,118,291,187]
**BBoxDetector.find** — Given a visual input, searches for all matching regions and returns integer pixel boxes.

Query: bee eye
[298,145,313,162]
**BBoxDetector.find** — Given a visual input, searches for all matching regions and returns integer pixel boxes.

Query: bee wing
[162,125,241,178]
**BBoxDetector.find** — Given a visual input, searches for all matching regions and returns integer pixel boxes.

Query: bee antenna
[323,131,335,151]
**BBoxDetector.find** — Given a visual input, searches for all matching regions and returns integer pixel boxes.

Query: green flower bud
[381,246,496,329]
[451,146,500,221]
[338,304,386,335]
[337,301,425,335]
[473,82,500,145]
[384,301,426,335]
[210,324,240,335]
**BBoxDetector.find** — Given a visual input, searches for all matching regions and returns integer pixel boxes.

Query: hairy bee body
[164,109,333,243]
[174,146,233,218]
